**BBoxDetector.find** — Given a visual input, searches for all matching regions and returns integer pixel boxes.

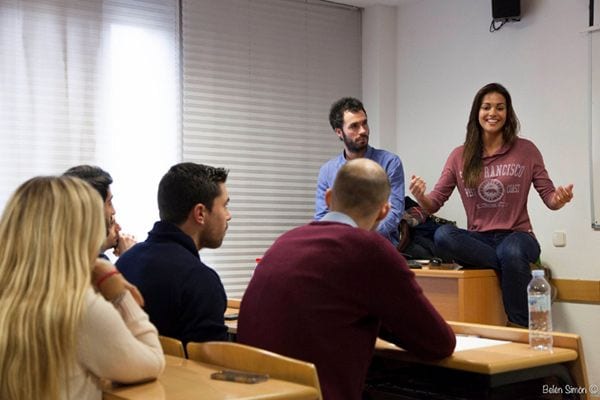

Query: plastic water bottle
[527,269,553,351]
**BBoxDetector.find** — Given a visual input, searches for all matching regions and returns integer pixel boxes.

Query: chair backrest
[186,341,322,399]
[159,335,185,358]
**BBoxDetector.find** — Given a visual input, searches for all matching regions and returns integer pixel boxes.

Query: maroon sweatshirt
[238,221,455,400]
[428,138,557,233]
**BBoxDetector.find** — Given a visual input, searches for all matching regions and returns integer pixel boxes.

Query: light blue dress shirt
[314,145,405,246]
[320,211,358,227]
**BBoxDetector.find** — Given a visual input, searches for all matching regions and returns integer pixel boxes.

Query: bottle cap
[531,269,545,277]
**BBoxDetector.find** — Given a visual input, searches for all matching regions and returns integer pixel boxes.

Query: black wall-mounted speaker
[492,0,520,19]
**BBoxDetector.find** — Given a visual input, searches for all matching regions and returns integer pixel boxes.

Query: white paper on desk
[454,335,510,352]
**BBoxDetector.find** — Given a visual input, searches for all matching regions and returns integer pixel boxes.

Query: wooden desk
[226,317,238,335]
[374,321,589,399]
[225,299,240,335]
[376,339,577,375]
[413,268,507,325]
[227,268,508,329]
[103,355,319,400]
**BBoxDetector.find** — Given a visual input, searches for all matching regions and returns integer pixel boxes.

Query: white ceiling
[338,0,417,7]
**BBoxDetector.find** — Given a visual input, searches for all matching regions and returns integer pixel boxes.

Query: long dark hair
[462,83,520,187]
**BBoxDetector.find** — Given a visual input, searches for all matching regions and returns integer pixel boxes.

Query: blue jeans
[434,225,540,327]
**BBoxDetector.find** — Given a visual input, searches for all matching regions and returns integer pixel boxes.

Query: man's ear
[334,128,344,141]
[376,202,390,222]
[325,188,333,209]
[192,203,207,225]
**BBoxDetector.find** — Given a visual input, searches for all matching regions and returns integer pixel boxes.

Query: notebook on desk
[454,335,510,352]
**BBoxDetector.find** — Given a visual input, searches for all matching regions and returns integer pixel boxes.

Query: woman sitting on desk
[409,82,573,327]
[0,176,164,400]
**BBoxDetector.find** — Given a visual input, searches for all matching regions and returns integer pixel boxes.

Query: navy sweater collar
[147,221,199,259]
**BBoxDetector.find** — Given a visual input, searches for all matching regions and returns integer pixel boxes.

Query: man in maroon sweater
[238,159,455,400]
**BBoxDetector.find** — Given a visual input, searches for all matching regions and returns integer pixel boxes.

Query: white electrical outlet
[552,231,566,247]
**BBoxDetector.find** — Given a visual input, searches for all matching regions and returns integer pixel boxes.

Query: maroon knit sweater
[238,221,456,400]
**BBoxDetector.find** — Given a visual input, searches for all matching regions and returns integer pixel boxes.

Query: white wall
[362,5,397,150]
[363,0,600,385]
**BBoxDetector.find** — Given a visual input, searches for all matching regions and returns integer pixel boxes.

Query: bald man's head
[330,159,390,220]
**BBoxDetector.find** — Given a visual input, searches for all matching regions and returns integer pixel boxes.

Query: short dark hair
[329,97,367,131]
[63,165,113,201]
[158,162,229,225]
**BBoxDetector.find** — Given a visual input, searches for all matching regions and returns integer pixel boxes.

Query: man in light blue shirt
[314,97,405,246]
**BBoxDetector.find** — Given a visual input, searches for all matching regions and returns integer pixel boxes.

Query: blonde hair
[0,176,105,400]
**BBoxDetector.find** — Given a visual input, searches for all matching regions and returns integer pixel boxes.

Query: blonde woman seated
[0,176,164,400]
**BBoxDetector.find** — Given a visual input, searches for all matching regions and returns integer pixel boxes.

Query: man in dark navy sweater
[117,163,231,344]
[238,159,455,400]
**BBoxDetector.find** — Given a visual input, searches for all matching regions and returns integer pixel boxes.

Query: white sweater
[63,288,165,400]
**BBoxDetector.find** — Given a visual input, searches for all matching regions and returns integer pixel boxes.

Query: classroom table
[371,321,590,399]
[102,354,319,400]
[225,301,240,339]
[228,267,508,329]
[412,267,507,325]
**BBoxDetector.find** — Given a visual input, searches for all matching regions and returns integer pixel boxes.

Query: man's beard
[104,216,111,236]
[341,132,368,154]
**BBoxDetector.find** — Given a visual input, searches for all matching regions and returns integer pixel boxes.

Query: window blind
[182,0,362,298]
